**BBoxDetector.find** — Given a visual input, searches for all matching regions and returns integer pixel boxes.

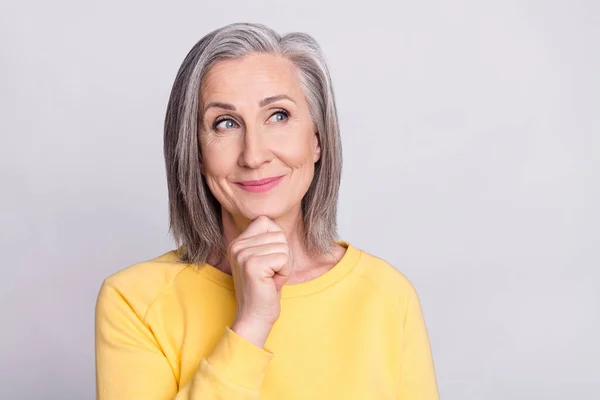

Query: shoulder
[97,249,189,320]
[351,245,421,309]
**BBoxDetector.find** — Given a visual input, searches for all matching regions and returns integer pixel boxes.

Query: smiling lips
[235,175,285,193]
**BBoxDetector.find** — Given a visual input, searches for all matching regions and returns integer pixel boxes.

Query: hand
[229,216,292,348]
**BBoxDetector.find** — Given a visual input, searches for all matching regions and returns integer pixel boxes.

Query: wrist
[231,318,274,349]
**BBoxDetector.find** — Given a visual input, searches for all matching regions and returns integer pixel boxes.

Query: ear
[199,154,205,175]
[313,132,322,163]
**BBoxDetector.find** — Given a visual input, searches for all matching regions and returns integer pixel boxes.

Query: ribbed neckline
[194,241,361,298]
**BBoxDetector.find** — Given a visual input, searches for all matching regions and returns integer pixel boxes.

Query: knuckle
[274,232,287,243]
[275,243,289,254]
[228,240,240,255]
[280,252,290,263]
[237,247,252,262]
[245,255,258,269]
[271,252,287,265]
[256,215,270,226]
[230,241,248,259]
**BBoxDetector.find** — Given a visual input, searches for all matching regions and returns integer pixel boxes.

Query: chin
[236,200,291,221]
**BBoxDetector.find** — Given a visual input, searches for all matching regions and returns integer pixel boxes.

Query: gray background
[1,0,598,399]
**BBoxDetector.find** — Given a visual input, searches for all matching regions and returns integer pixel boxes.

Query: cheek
[199,138,241,204]
[200,137,238,177]
[275,131,317,168]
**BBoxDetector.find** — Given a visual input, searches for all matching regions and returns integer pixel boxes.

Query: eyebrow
[259,94,296,107]
[204,101,236,111]
[204,95,296,113]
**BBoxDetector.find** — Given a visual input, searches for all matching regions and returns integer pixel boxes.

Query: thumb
[273,247,293,292]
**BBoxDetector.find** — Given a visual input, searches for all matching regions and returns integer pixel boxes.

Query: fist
[229,216,292,343]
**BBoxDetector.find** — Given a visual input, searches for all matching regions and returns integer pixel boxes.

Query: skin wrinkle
[204,95,297,113]
[198,53,344,283]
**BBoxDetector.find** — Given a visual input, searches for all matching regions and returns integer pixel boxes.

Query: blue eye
[268,110,289,123]
[213,118,239,131]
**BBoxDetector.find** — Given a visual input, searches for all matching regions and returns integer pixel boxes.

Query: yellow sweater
[95,242,439,399]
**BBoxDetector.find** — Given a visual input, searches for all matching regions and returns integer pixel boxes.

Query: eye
[267,110,289,124]
[213,118,239,131]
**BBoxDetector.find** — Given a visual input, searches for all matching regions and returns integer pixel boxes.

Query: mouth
[234,175,285,193]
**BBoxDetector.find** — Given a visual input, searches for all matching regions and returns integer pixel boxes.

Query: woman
[95,22,439,399]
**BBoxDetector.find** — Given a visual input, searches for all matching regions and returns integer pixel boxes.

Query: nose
[238,124,273,169]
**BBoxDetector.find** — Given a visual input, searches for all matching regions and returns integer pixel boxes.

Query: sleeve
[95,281,274,400]
[398,286,440,400]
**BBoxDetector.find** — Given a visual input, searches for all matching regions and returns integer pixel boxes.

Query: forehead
[201,53,304,103]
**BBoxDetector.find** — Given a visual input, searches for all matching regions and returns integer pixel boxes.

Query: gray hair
[164,22,342,265]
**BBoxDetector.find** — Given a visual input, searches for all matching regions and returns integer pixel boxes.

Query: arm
[95,281,273,400]
[398,287,440,400]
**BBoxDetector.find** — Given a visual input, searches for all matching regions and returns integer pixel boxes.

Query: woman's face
[199,53,321,221]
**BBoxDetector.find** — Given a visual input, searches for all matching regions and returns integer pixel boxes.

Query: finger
[229,231,288,260]
[273,256,292,279]
[237,216,284,240]
[237,242,290,265]
[272,254,292,292]
[233,230,287,250]
[273,270,290,292]
[245,252,290,280]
